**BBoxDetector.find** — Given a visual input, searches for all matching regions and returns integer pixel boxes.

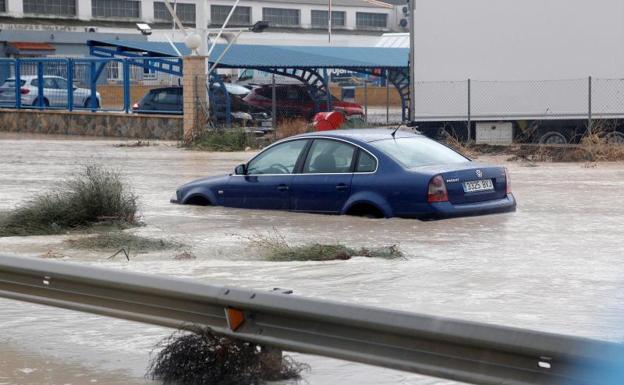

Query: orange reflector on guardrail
[225,307,245,331]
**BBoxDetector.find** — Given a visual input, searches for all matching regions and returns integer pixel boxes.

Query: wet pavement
[1,133,624,385]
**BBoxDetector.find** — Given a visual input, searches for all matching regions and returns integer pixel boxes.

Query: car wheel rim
[541,132,566,145]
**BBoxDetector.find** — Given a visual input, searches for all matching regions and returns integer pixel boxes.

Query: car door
[290,138,356,213]
[225,139,309,210]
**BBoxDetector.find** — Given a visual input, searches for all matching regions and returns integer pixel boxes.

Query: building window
[92,0,140,19]
[311,10,345,28]
[0,0,6,12]
[356,12,387,29]
[154,2,195,24]
[211,5,251,25]
[23,0,76,16]
[262,8,299,27]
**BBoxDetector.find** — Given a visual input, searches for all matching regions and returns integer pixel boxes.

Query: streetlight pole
[408,0,416,122]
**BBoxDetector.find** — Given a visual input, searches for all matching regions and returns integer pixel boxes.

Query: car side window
[356,151,377,173]
[153,90,178,104]
[303,139,356,174]
[55,78,68,89]
[247,140,308,175]
[43,78,57,89]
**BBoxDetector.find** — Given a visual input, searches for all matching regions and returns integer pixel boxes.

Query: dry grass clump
[0,165,138,237]
[66,231,180,252]
[147,327,308,385]
[244,229,404,262]
[275,118,310,140]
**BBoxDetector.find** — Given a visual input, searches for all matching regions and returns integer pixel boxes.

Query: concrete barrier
[0,109,183,140]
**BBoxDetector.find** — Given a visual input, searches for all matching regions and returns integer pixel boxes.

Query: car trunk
[416,163,507,204]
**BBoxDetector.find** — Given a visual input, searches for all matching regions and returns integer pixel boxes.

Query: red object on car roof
[313,111,346,131]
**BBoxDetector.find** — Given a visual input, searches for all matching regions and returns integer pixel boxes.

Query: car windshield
[371,137,468,168]
[2,79,25,87]
[224,84,250,96]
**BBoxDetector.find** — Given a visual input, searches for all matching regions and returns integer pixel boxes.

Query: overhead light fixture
[136,23,152,36]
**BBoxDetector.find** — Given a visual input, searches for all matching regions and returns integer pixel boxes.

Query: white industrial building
[0,0,408,57]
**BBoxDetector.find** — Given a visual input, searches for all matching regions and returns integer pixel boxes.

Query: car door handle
[277,184,289,191]
[336,183,348,191]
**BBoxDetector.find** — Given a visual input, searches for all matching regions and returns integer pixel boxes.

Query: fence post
[89,61,97,111]
[386,69,390,124]
[123,59,130,113]
[323,68,331,111]
[14,58,21,109]
[37,61,44,108]
[67,59,74,112]
[467,78,472,142]
[271,73,276,133]
[364,80,368,123]
[588,75,592,135]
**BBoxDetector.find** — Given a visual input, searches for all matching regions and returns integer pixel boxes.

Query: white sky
[412,0,624,81]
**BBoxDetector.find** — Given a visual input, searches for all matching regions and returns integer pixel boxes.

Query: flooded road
[1,133,624,384]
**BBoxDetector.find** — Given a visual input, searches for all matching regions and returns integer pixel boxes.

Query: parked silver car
[0,76,101,108]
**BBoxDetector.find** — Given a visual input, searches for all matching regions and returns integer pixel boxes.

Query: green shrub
[66,232,179,251]
[0,165,138,236]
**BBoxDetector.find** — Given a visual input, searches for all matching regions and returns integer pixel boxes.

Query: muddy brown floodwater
[1,133,624,385]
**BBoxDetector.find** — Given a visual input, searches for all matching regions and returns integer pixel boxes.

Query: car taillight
[505,167,511,194]
[428,175,448,203]
[20,88,30,95]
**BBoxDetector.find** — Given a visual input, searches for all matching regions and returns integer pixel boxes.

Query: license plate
[463,179,494,193]
[261,120,272,127]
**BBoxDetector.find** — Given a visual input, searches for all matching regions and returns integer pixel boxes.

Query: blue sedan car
[172,129,516,219]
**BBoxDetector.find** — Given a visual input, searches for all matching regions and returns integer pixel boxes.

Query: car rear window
[371,137,468,168]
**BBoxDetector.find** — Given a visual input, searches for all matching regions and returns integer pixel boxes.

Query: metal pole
[67,59,73,112]
[467,78,472,142]
[123,59,130,113]
[37,61,44,108]
[272,73,277,132]
[364,80,368,123]
[90,61,97,111]
[323,68,331,111]
[588,75,592,135]
[386,69,390,124]
[14,58,21,109]
[408,0,416,122]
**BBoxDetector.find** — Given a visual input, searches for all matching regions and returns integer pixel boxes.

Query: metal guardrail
[0,254,622,385]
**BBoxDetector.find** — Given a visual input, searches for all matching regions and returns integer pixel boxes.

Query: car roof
[292,128,421,143]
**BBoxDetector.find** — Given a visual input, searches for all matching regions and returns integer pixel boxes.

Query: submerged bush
[0,165,138,236]
[66,232,179,252]
[148,327,307,385]
[244,229,404,262]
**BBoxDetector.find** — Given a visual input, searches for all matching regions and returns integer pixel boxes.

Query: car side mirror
[235,164,247,175]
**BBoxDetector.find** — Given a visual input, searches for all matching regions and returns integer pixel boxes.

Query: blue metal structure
[86,39,411,121]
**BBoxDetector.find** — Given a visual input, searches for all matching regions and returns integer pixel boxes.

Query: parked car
[0,76,101,108]
[132,85,272,129]
[243,83,364,120]
[171,129,516,219]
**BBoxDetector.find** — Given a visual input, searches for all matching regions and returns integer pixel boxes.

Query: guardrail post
[90,61,97,111]
[123,59,130,113]
[67,59,74,112]
[14,58,21,109]
[588,75,593,135]
[37,61,44,109]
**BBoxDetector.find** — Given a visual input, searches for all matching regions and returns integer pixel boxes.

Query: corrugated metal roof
[88,39,408,69]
